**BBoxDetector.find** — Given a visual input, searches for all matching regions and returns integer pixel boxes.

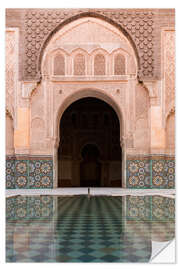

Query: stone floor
[6,188,175,198]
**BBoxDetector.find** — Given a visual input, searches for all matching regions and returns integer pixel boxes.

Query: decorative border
[127,156,175,189]
[6,157,53,189]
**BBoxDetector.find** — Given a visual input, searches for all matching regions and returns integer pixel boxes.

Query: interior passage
[58,97,122,187]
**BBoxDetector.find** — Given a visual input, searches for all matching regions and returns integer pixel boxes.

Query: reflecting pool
[6,195,175,262]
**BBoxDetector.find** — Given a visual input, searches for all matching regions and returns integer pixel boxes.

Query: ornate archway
[57,96,123,188]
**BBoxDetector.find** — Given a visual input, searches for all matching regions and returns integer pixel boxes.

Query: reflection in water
[6,195,175,262]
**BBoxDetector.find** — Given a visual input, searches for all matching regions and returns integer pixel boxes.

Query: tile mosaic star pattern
[127,159,151,188]
[152,159,175,188]
[6,196,155,262]
[6,159,15,189]
[6,156,175,189]
[6,159,53,189]
[127,158,175,189]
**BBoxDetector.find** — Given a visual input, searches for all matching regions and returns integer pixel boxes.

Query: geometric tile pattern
[29,160,53,189]
[126,196,151,221]
[6,196,54,220]
[127,159,151,188]
[151,196,175,221]
[126,195,175,221]
[6,158,53,189]
[127,157,175,189]
[6,196,155,262]
[152,159,175,189]
[6,159,15,189]
[6,156,175,189]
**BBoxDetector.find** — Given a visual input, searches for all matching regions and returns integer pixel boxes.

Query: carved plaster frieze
[23,9,155,81]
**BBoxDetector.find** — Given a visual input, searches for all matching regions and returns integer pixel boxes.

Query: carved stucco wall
[5,9,158,81]
[5,9,175,189]
[6,28,19,124]
[134,83,150,150]
[163,30,175,117]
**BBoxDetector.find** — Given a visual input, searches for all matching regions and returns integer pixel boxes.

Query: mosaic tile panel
[6,196,54,220]
[127,157,175,189]
[6,159,15,189]
[15,160,28,188]
[29,160,53,189]
[152,196,175,221]
[126,196,151,221]
[6,158,53,189]
[152,159,175,189]
[127,159,151,188]
[126,195,175,221]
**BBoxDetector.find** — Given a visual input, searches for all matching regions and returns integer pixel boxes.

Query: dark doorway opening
[58,97,122,187]
[80,144,101,187]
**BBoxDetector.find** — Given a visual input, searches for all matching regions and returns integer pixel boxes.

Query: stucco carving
[134,83,149,149]
[54,54,65,75]
[163,30,175,116]
[135,83,149,120]
[74,54,85,75]
[94,54,105,75]
[23,9,154,81]
[22,82,38,98]
[143,81,160,106]
[6,29,18,121]
[114,54,125,75]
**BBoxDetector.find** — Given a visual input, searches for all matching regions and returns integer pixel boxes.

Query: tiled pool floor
[6,195,175,263]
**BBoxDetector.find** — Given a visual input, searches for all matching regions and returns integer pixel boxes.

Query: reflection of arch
[39,12,140,76]
[55,88,124,145]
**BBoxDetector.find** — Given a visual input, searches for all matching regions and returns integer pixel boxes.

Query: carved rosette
[23,9,154,81]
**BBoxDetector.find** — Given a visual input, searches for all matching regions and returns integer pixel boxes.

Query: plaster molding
[22,82,38,99]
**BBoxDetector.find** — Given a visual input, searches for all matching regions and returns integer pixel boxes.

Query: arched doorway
[58,97,122,187]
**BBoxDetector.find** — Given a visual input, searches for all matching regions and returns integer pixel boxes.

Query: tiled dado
[6,157,53,189]
[126,196,175,221]
[6,195,54,220]
[127,156,175,189]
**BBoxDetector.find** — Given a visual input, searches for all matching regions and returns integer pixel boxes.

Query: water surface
[6,195,175,262]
